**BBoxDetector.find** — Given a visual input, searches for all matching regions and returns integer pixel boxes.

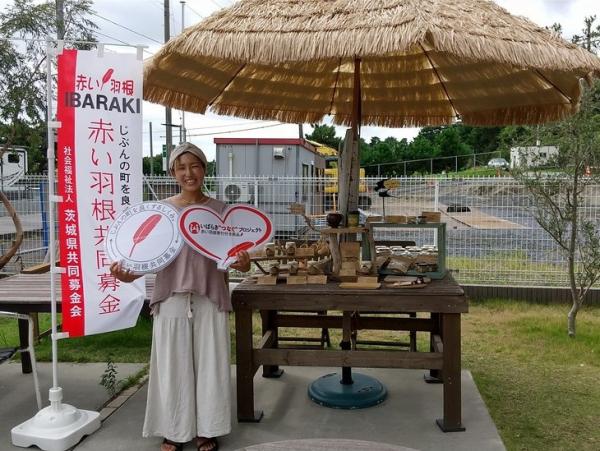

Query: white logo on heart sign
[179,204,273,270]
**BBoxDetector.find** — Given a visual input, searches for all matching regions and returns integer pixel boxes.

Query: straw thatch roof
[144,0,600,127]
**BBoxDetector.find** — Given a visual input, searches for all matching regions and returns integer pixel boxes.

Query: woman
[111,142,250,451]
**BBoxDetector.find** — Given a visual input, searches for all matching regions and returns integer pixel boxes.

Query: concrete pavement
[73,367,505,451]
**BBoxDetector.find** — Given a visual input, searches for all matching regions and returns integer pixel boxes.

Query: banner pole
[46,39,59,393]
[11,39,100,451]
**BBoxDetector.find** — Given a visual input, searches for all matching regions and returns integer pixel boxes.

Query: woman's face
[172,152,205,194]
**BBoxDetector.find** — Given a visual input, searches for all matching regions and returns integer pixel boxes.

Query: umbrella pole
[309,58,386,409]
[340,57,362,385]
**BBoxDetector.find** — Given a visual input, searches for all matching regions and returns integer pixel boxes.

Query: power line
[90,29,155,56]
[184,122,286,138]
[91,12,163,44]
[207,0,225,9]
[185,3,205,20]
[144,120,277,134]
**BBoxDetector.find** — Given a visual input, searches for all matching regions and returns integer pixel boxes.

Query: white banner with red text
[56,49,145,337]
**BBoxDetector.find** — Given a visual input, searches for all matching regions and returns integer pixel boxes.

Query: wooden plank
[258,329,274,350]
[253,348,443,369]
[306,275,327,285]
[441,313,463,430]
[274,314,434,332]
[287,275,307,285]
[235,307,261,421]
[256,275,277,285]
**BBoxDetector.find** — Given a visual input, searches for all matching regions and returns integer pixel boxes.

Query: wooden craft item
[339,281,381,289]
[341,261,359,271]
[287,275,308,285]
[357,276,379,284]
[338,275,358,282]
[295,247,316,257]
[268,264,280,276]
[289,203,305,214]
[316,241,330,256]
[384,275,431,283]
[385,215,407,223]
[340,241,360,258]
[307,275,328,284]
[256,275,277,285]
[415,254,438,265]
[289,261,299,275]
[421,211,441,223]
[339,267,357,277]
[357,263,372,275]
[387,282,428,289]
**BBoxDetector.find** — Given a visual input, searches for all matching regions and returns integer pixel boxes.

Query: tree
[0,0,97,270]
[305,124,342,150]
[572,15,600,53]
[512,80,600,337]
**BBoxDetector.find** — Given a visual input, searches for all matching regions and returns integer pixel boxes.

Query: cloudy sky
[5,0,599,160]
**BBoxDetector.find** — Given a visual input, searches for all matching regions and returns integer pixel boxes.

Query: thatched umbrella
[144,0,600,420]
[144,0,600,216]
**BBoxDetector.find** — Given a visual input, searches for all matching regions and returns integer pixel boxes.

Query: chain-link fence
[2,174,599,287]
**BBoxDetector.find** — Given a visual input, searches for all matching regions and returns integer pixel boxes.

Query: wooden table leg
[235,306,263,422]
[424,312,443,384]
[18,318,32,374]
[436,313,465,432]
[261,310,283,378]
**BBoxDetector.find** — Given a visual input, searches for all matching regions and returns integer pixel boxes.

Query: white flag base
[11,387,101,451]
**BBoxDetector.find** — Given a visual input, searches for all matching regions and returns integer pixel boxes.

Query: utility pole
[164,0,173,159]
[180,1,187,142]
[56,0,65,39]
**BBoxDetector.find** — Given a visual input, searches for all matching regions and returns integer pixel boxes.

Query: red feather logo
[101,68,114,89]
[227,241,254,258]
[129,214,162,257]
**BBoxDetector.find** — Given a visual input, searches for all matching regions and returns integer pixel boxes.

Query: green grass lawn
[1,301,599,450]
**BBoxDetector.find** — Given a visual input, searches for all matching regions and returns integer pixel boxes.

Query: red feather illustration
[227,241,254,258]
[129,214,162,257]
[101,68,114,89]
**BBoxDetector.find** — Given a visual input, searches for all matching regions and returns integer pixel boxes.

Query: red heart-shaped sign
[179,204,273,270]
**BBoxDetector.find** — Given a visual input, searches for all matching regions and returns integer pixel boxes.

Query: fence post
[39,180,49,249]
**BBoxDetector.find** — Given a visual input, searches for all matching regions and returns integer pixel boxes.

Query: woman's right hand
[110,261,140,283]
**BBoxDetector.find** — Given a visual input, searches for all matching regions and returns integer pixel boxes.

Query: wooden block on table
[339,281,381,289]
[256,275,277,285]
[365,216,383,223]
[307,275,327,284]
[287,275,308,285]
[421,211,441,222]
[385,215,407,223]
[295,247,316,257]
[338,275,358,282]
[357,276,379,284]
[341,261,358,271]
[339,267,357,277]
[340,242,360,258]
[415,255,438,265]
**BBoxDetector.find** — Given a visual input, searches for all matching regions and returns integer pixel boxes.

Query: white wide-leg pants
[143,293,231,442]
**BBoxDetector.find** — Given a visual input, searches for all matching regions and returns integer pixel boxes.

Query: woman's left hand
[230,250,251,272]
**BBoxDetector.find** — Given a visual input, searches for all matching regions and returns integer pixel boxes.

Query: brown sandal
[161,438,184,451]
[196,436,219,451]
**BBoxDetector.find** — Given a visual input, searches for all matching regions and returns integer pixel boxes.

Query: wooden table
[0,273,155,374]
[232,275,468,432]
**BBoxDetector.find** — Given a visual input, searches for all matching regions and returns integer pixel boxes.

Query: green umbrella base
[308,372,387,409]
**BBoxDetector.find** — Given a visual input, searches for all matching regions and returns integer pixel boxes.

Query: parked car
[487,157,509,170]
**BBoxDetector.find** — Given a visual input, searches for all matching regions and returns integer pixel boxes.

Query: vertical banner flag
[56,49,145,337]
